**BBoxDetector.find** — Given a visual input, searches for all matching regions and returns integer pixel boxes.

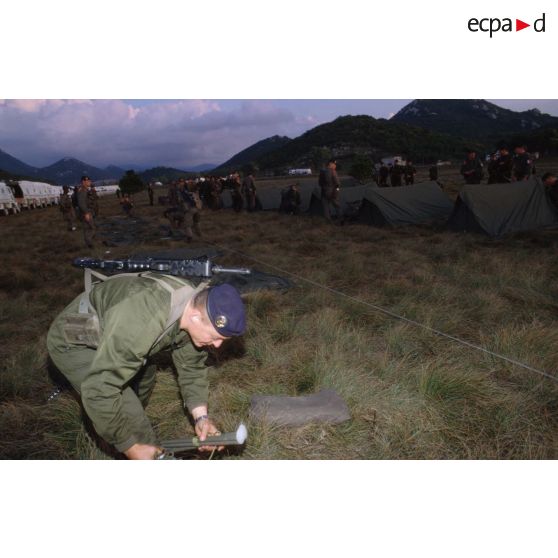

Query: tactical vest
[61,269,207,349]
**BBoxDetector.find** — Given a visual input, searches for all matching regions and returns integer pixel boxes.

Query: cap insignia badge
[215,315,228,328]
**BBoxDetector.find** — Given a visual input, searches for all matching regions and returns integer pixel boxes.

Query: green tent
[297,182,317,212]
[221,189,233,209]
[359,181,453,226]
[447,177,558,237]
[256,188,283,210]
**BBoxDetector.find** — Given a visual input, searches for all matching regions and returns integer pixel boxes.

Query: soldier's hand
[195,418,225,452]
[124,443,164,460]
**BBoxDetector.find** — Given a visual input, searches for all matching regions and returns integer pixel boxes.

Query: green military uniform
[390,164,404,187]
[208,178,222,210]
[319,167,341,220]
[88,187,99,217]
[280,185,301,214]
[495,153,513,183]
[77,187,96,247]
[379,164,389,187]
[47,274,209,453]
[513,152,534,181]
[242,175,257,212]
[178,189,202,241]
[59,191,76,231]
[403,163,416,185]
[429,165,438,181]
[460,156,484,184]
[231,176,243,213]
[487,156,499,184]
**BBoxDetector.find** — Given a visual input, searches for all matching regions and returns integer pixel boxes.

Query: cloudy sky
[1,99,557,170]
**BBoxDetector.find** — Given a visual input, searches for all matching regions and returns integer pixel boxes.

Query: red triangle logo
[516,19,530,31]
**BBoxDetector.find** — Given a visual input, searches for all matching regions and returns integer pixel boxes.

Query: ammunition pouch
[62,268,206,351]
[60,311,101,348]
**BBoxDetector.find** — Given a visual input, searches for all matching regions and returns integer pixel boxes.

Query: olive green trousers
[49,345,159,449]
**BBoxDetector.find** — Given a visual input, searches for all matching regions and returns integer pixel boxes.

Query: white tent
[18,181,59,208]
[0,182,20,215]
[94,184,119,196]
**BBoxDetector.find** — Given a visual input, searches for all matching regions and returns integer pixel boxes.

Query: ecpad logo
[468,13,546,37]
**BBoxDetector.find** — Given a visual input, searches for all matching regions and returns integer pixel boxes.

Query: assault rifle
[72,255,251,278]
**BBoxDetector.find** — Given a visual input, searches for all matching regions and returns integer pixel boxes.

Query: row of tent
[221,178,558,238]
[0,181,60,214]
[0,182,120,216]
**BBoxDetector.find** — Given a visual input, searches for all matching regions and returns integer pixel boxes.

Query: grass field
[1,162,558,459]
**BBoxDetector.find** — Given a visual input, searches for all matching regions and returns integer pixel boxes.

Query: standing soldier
[88,184,100,217]
[177,177,187,200]
[180,182,202,242]
[242,171,257,212]
[319,158,341,221]
[512,144,534,181]
[208,177,222,210]
[199,177,211,207]
[59,186,77,231]
[460,149,484,184]
[231,172,243,213]
[486,153,499,184]
[147,183,154,206]
[168,181,179,207]
[121,192,134,217]
[379,162,389,187]
[390,161,403,187]
[494,145,513,183]
[429,164,439,181]
[403,160,416,185]
[77,175,96,248]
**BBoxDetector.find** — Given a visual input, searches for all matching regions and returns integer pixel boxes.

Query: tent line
[206,240,558,385]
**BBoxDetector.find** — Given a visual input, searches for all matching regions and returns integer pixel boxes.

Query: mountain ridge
[391,99,558,141]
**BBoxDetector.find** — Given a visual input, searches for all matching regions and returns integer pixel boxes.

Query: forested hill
[254,115,478,169]
[214,135,291,172]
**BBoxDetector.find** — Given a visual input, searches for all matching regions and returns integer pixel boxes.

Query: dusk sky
[1,99,557,170]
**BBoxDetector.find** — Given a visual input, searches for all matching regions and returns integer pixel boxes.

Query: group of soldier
[376,160,418,187]
[460,144,537,185]
[158,172,306,240]
[57,144,557,248]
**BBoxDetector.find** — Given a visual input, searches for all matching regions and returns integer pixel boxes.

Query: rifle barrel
[212,265,251,275]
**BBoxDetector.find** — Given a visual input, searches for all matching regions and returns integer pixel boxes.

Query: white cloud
[7,99,48,113]
[0,99,306,168]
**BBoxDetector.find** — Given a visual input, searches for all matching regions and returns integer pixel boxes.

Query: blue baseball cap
[206,284,246,337]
